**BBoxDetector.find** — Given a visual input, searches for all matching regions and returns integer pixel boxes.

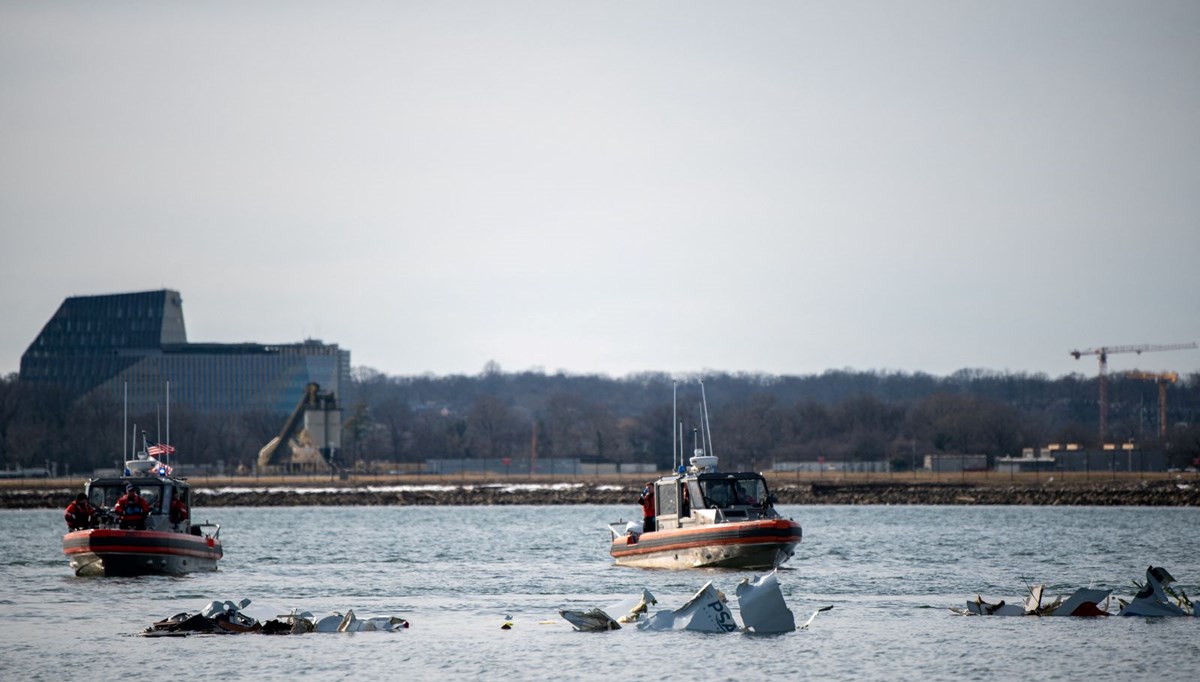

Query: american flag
[147,443,176,457]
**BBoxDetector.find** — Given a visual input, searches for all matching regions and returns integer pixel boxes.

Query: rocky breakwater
[4,479,1199,508]
[190,484,634,507]
[775,480,1200,506]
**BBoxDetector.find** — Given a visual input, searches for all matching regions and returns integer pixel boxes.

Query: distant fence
[0,468,52,479]
[772,461,890,473]
[423,458,656,476]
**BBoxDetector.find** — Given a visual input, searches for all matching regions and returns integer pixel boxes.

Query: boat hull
[610,518,801,570]
[63,529,223,577]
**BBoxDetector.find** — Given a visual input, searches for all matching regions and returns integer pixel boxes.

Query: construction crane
[1124,370,1179,441]
[1070,342,1197,445]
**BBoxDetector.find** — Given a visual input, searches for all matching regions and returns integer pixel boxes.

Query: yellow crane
[1124,370,1179,441]
[1069,342,1196,445]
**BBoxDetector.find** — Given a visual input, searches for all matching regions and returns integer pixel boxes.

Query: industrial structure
[1069,342,1196,445]
[19,289,350,417]
[1124,370,1179,441]
[257,382,342,472]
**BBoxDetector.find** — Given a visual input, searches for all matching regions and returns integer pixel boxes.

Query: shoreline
[3,478,1197,508]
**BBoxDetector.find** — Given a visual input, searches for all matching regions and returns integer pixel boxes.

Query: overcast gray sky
[2,1,1198,380]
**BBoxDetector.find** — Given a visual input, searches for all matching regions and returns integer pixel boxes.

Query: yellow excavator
[257,383,342,472]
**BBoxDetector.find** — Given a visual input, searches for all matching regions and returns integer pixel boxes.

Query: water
[2,505,1198,680]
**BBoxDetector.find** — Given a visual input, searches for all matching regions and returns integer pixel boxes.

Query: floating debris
[560,571,826,634]
[959,584,1111,617]
[957,565,1198,618]
[142,599,409,636]
[1118,566,1197,617]
[735,571,796,633]
[560,589,656,632]
[638,582,738,632]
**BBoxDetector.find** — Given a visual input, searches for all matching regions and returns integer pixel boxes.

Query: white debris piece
[964,597,1027,616]
[313,614,344,632]
[735,570,796,633]
[560,608,621,632]
[637,582,738,633]
[560,589,657,632]
[1119,566,1196,617]
[1051,588,1111,617]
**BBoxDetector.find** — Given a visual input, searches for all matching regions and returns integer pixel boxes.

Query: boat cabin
[652,456,778,531]
[84,470,194,533]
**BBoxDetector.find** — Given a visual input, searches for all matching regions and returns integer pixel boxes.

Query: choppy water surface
[2,505,1198,680]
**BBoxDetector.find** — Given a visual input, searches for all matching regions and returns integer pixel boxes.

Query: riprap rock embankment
[3,480,1198,508]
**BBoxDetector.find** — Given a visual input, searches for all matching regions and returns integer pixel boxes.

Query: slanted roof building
[20,289,350,415]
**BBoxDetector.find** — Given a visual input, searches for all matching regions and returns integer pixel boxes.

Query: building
[923,453,988,472]
[19,289,350,415]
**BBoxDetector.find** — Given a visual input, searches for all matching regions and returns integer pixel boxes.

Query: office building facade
[20,289,350,415]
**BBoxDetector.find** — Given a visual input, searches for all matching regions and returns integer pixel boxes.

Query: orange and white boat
[608,383,801,570]
[63,455,222,577]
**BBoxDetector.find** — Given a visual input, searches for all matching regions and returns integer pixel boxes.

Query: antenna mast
[672,380,677,472]
[700,380,714,459]
[166,380,171,468]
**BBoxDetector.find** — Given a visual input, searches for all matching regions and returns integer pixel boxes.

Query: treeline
[3,366,1200,475]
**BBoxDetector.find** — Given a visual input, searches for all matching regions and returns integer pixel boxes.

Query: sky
[2,1,1198,381]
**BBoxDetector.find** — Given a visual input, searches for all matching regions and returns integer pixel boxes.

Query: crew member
[638,483,655,533]
[114,484,150,530]
[169,489,189,530]
[64,493,95,531]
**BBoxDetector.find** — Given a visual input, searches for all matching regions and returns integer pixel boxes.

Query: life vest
[639,487,655,516]
[117,494,148,521]
[65,501,92,528]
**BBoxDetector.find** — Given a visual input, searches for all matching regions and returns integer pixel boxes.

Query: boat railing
[193,522,221,540]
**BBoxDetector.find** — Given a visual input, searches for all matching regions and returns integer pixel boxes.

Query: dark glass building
[20,289,350,415]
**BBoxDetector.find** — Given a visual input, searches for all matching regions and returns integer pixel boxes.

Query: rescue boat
[609,453,802,569]
[608,382,801,570]
[62,456,222,577]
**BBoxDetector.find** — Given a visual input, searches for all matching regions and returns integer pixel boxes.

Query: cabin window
[736,479,767,506]
[702,478,767,508]
[92,486,123,510]
[89,484,164,513]
[655,482,678,517]
[139,486,163,513]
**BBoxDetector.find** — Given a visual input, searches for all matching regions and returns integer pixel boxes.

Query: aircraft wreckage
[956,565,1198,617]
[142,598,409,636]
[560,570,831,634]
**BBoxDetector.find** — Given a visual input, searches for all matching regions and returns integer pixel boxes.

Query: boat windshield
[701,477,768,509]
[89,483,165,513]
